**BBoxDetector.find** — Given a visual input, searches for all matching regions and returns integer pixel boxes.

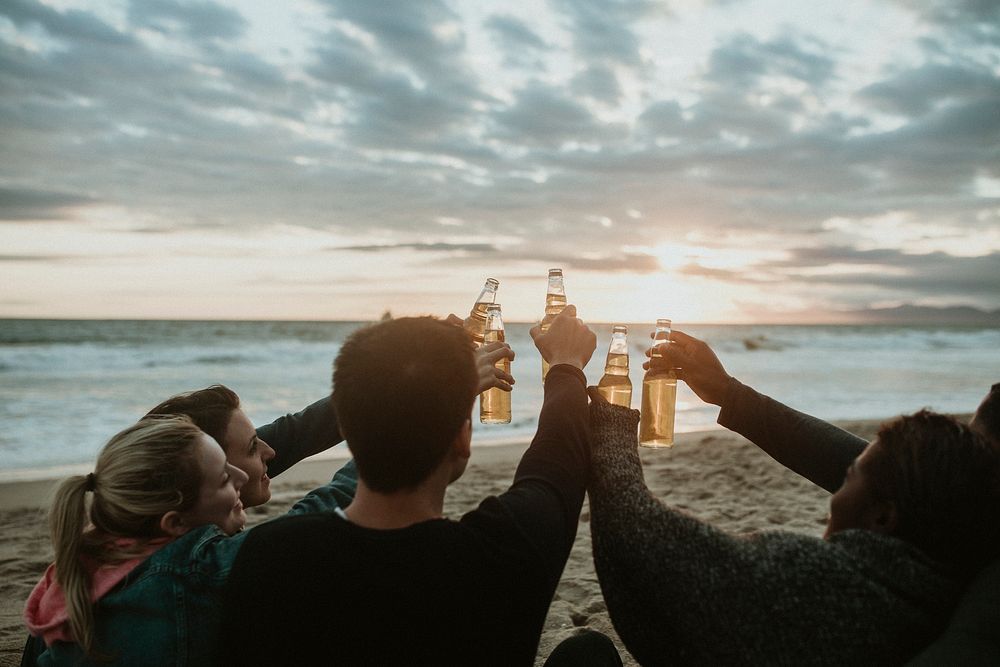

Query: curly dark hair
[871,409,1000,576]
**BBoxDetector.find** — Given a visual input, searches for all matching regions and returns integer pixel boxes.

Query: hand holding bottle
[529,305,596,371]
[645,330,733,406]
[476,341,515,394]
[444,313,515,396]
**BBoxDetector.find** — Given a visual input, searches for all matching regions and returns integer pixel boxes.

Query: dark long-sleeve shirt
[256,396,343,477]
[718,378,866,493]
[588,401,959,667]
[221,365,591,666]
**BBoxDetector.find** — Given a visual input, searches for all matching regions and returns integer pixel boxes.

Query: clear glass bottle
[480,303,511,424]
[639,318,677,448]
[597,325,632,408]
[463,278,499,347]
[539,268,566,381]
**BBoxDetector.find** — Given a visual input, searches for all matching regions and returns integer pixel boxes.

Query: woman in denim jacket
[24,415,357,666]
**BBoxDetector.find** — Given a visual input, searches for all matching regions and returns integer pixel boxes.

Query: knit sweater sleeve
[718,378,867,493]
[589,401,847,666]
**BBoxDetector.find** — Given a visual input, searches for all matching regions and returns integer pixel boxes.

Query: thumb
[587,386,608,404]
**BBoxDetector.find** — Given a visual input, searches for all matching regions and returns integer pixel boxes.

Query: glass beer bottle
[539,268,566,381]
[480,303,512,424]
[463,277,499,347]
[639,319,677,448]
[597,325,632,408]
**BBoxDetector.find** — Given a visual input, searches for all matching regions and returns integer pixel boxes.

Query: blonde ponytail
[46,415,205,656]
[50,475,97,655]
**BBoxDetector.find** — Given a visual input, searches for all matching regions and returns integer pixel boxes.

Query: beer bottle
[539,268,566,381]
[597,325,632,408]
[463,277,499,347]
[639,318,677,448]
[480,303,512,424]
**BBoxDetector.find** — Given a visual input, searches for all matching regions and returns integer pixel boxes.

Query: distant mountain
[847,305,1000,326]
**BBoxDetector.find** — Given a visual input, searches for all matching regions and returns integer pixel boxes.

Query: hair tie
[85,472,97,492]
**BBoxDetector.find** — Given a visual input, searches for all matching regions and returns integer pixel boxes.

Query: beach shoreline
[0,417,943,666]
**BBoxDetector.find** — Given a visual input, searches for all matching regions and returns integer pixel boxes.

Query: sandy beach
[1,419,891,666]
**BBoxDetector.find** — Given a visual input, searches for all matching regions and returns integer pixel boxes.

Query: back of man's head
[332,317,478,493]
[873,410,1000,575]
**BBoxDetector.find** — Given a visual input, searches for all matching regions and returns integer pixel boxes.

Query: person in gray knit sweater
[588,332,1000,666]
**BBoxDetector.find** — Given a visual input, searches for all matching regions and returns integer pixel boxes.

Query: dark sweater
[220,365,591,667]
[588,400,960,667]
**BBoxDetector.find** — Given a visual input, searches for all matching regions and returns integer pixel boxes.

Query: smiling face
[824,439,895,539]
[181,433,249,535]
[220,409,276,508]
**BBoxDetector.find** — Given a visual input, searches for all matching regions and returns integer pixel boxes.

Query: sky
[0,0,998,324]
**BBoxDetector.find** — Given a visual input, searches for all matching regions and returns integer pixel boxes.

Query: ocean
[1,319,997,481]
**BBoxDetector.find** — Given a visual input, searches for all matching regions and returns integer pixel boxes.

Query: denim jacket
[34,459,357,667]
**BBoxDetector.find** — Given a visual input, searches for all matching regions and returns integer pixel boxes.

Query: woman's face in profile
[824,440,892,539]
[181,433,250,535]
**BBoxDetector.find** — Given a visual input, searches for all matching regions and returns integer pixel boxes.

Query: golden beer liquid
[597,352,632,407]
[540,293,567,381]
[463,302,490,346]
[480,328,511,424]
[639,370,677,447]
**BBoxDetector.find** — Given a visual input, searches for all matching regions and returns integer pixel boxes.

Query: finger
[559,304,577,319]
[529,325,542,340]
[669,330,698,346]
[493,369,515,385]
[480,344,513,363]
[491,379,514,392]
[587,386,608,404]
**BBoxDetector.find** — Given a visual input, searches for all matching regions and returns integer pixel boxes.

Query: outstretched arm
[256,397,343,478]
[652,330,866,493]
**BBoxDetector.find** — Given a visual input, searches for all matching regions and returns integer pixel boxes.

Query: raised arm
[461,306,595,575]
[256,396,343,478]
[655,330,866,493]
[587,396,944,665]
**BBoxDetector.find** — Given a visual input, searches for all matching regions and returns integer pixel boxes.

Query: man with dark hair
[221,309,597,665]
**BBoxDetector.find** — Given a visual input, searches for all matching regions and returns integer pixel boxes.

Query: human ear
[867,500,898,535]
[159,511,192,537]
[453,419,472,461]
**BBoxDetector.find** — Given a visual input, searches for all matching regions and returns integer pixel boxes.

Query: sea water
[0,319,997,480]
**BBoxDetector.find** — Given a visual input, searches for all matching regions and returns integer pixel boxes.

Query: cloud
[315,0,480,98]
[570,65,623,104]
[562,253,660,273]
[857,62,1000,117]
[491,82,626,146]
[335,242,500,253]
[894,0,1000,45]
[705,32,836,89]
[0,186,96,221]
[550,0,660,69]
[0,254,69,262]
[127,0,248,42]
[684,247,1000,299]
[0,0,134,46]
[483,14,549,52]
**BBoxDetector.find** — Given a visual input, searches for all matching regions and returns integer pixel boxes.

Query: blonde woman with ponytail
[24,416,358,666]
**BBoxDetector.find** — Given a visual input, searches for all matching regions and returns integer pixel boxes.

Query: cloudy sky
[1,0,998,323]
